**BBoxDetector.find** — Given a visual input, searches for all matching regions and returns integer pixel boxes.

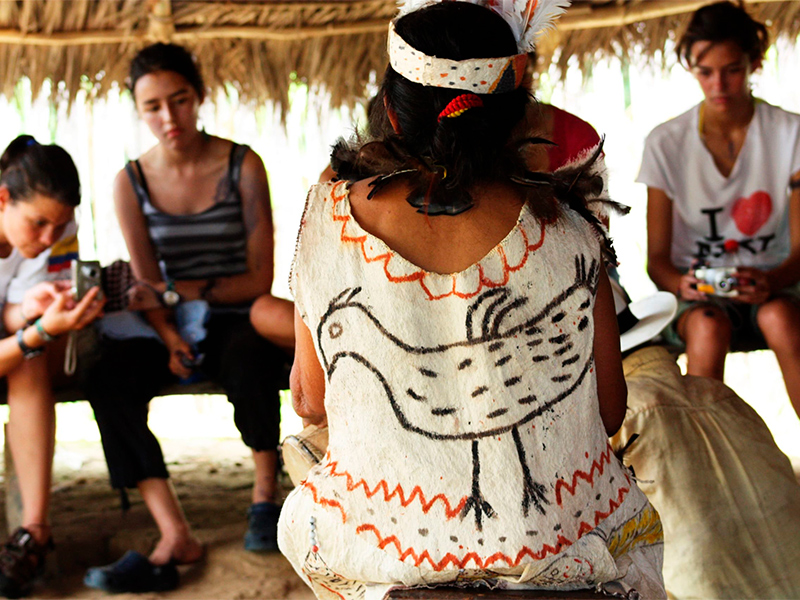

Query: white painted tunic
[279,181,665,600]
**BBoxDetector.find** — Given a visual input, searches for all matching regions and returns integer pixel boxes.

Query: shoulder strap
[124,160,151,208]
[228,143,250,197]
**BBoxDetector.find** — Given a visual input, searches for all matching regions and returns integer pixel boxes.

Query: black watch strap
[16,327,43,360]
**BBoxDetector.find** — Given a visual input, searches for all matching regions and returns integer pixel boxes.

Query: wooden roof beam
[0,20,389,46]
[147,0,174,42]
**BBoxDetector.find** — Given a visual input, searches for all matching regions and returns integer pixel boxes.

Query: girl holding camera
[639,2,800,411]
[0,135,104,598]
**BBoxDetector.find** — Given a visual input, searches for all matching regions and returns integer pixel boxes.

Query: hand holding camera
[693,266,740,297]
[38,285,105,337]
[729,266,770,305]
[686,263,766,303]
[20,280,104,338]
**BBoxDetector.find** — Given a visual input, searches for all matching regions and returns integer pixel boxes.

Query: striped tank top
[124,143,249,281]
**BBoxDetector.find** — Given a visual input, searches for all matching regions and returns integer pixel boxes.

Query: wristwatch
[162,280,181,307]
[16,327,43,360]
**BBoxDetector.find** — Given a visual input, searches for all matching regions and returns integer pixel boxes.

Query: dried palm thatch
[0,0,796,114]
[545,0,800,75]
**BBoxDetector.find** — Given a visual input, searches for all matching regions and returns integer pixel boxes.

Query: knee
[758,298,800,351]
[681,305,731,351]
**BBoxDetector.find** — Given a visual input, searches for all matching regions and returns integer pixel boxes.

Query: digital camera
[693,266,739,297]
[71,260,105,301]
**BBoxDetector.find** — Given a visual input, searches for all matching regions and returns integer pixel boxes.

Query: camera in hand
[693,266,739,297]
[71,260,105,301]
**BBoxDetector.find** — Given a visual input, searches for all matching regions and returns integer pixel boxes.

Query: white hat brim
[619,292,678,353]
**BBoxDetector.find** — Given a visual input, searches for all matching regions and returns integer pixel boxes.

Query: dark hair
[677,1,769,67]
[333,3,621,262]
[334,2,529,214]
[0,135,81,207]
[129,43,205,100]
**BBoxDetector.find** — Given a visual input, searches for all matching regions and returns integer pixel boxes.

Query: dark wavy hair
[334,3,528,213]
[332,2,621,262]
[677,1,769,67]
[0,135,81,207]
[129,43,205,100]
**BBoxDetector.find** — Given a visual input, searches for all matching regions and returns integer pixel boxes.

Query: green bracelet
[34,318,56,343]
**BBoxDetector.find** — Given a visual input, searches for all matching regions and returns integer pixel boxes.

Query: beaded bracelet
[34,318,56,343]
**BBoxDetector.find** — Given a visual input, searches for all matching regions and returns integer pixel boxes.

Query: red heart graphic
[731,191,772,236]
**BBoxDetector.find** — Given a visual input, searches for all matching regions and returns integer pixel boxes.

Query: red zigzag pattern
[329,180,549,301]
[354,484,630,572]
[323,459,468,519]
[554,444,614,506]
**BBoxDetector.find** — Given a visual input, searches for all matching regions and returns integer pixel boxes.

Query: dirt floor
[2,437,315,600]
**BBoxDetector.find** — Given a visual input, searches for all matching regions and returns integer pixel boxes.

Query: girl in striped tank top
[83,43,294,593]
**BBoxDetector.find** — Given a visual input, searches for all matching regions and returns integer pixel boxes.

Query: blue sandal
[83,550,178,593]
[244,502,281,552]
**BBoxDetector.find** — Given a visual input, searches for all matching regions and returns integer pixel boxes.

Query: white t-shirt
[0,221,78,320]
[637,100,800,271]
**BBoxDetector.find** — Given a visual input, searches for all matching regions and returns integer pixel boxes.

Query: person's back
[279,3,665,598]
[616,345,800,598]
[348,178,523,274]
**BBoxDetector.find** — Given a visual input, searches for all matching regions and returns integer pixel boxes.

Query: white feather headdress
[396,0,570,54]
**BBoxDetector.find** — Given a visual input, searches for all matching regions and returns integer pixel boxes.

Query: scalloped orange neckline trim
[329,180,549,301]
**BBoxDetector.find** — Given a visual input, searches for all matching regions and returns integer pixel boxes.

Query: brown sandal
[0,528,53,599]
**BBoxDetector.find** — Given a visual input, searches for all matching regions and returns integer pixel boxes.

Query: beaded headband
[389,0,570,93]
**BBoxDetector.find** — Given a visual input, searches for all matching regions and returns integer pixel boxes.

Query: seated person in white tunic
[278,2,666,599]
[637,1,800,416]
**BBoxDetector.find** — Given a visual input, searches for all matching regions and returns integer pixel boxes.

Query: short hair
[677,1,769,67]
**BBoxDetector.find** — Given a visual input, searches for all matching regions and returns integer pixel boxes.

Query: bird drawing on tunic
[317,254,599,529]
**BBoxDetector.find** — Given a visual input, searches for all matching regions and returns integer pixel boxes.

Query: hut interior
[0,2,795,597]
[0,0,794,455]
[0,0,796,111]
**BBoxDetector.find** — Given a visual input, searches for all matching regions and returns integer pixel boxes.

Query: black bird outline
[317,255,599,528]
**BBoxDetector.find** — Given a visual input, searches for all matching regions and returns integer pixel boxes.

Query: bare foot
[149,535,204,566]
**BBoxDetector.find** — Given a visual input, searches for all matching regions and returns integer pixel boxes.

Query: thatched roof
[0,0,798,112]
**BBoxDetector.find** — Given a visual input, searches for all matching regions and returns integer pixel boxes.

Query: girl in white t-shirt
[0,135,103,599]
[638,1,800,416]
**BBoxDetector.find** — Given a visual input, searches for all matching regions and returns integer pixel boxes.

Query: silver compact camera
[71,260,105,301]
[693,266,739,297]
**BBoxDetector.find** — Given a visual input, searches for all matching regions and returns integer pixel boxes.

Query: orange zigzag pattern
[357,524,573,571]
[355,483,631,573]
[554,444,614,506]
[323,459,467,519]
[329,181,548,301]
[301,480,348,523]
[576,484,631,537]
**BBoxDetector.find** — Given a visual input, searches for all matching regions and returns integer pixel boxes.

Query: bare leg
[251,449,279,504]
[6,356,55,546]
[757,297,800,418]
[138,478,203,566]
[677,304,731,380]
[250,295,295,353]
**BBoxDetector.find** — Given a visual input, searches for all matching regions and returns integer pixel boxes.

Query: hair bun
[0,135,37,171]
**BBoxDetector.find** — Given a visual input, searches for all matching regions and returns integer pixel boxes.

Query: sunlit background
[0,38,798,468]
